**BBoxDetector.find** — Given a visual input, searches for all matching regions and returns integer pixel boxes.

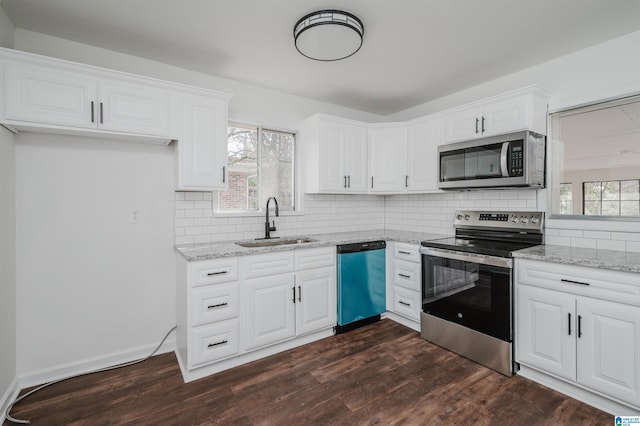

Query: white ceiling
[2,0,640,116]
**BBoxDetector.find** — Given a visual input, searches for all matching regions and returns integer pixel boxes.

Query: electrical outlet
[129,208,141,224]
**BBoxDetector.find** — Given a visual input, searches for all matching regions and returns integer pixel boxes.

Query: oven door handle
[500,141,510,177]
[419,247,513,269]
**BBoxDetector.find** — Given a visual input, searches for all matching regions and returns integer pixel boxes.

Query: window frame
[213,122,303,218]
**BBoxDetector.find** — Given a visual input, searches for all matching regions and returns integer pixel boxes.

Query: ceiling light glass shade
[294,10,364,61]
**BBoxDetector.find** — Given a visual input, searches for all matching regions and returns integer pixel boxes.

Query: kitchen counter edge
[512,244,640,274]
[175,230,448,262]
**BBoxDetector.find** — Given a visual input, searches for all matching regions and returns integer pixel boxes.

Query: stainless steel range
[419,210,544,376]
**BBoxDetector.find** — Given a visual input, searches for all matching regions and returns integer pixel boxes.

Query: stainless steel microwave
[438,130,545,190]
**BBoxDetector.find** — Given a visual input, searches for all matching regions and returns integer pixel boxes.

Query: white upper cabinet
[406,117,441,192]
[442,86,550,143]
[174,92,230,191]
[368,124,407,193]
[1,50,172,141]
[301,114,368,193]
[97,78,170,136]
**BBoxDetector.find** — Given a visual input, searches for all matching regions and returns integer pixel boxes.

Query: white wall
[0,125,17,414]
[15,133,176,383]
[0,6,15,48]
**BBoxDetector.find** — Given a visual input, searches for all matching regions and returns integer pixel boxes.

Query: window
[217,124,295,213]
[583,180,640,216]
[549,95,640,218]
[559,183,573,215]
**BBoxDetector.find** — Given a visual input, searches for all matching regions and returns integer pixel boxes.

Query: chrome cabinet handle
[100,102,104,124]
[398,250,411,255]
[371,176,374,189]
[475,117,479,134]
[292,286,296,303]
[481,116,486,133]
[207,270,228,276]
[405,175,409,188]
[344,175,347,188]
[399,301,410,307]
[91,101,95,123]
[207,302,228,309]
[568,313,571,335]
[298,285,301,302]
[222,166,226,183]
[561,278,590,286]
[347,175,351,188]
[208,340,228,348]
[398,273,411,278]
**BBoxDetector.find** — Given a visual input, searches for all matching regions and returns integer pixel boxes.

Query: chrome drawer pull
[399,301,410,307]
[398,273,411,278]
[561,278,590,286]
[207,302,228,309]
[207,270,228,276]
[398,250,411,255]
[207,340,228,348]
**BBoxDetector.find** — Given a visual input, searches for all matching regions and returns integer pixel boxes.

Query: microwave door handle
[500,142,510,177]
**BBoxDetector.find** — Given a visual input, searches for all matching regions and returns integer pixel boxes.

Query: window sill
[213,210,304,218]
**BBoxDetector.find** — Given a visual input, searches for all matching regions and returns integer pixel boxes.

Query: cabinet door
[406,119,440,192]
[98,78,170,136]
[344,124,368,191]
[442,106,482,143]
[4,62,97,129]
[577,297,640,408]
[481,94,528,137]
[295,267,337,336]
[368,126,407,192]
[516,285,576,381]
[244,273,295,351]
[318,120,348,192]
[176,93,228,190]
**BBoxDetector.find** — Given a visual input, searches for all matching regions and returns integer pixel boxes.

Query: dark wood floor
[5,320,611,425]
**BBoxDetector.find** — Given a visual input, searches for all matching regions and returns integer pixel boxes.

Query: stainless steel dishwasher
[336,240,386,333]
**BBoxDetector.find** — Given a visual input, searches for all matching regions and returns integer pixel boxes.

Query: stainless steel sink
[235,237,317,248]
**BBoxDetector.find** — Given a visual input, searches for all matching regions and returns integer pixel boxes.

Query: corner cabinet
[368,124,407,193]
[442,86,550,143]
[176,247,336,383]
[173,92,231,191]
[300,114,368,193]
[515,258,640,412]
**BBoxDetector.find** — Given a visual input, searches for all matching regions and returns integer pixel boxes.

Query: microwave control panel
[509,140,524,176]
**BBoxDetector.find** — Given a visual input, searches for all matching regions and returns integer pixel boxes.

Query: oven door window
[422,255,511,341]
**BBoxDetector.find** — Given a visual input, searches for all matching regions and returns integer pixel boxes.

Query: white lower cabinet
[387,242,422,324]
[177,247,336,382]
[516,259,640,411]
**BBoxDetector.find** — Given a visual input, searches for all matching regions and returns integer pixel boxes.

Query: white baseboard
[1,376,20,421]
[18,337,176,389]
[518,365,640,416]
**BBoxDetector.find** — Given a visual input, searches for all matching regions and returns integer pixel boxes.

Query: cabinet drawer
[189,319,240,368]
[516,259,640,307]
[191,283,239,326]
[190,257,239,287]
[243,251,295,279]
[393,259,421,291]
[393,242,421,263]
[295,247,335,270]
[393,286,421,321]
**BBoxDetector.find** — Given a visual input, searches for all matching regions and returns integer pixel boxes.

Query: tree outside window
[218,125,295,213]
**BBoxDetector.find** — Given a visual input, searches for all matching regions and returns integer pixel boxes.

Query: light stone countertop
[512,244,640,274]
[175,229,449,262]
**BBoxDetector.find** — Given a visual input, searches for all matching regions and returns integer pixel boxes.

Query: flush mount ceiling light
[293,10,364,61]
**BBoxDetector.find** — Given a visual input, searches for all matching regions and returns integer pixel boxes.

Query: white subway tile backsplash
[558,229,583,238]
[583,230,611,240]
[570,238,597,249]
[596,239,626,251]
[611,232,640,242]
[627,241,640,253]
[184,192,204,201]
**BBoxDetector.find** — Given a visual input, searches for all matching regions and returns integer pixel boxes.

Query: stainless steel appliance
[336,241,386,334]
[419,210,544,376]
[438,130,545,190]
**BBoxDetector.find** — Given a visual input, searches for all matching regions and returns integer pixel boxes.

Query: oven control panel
[454,210,544,231]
